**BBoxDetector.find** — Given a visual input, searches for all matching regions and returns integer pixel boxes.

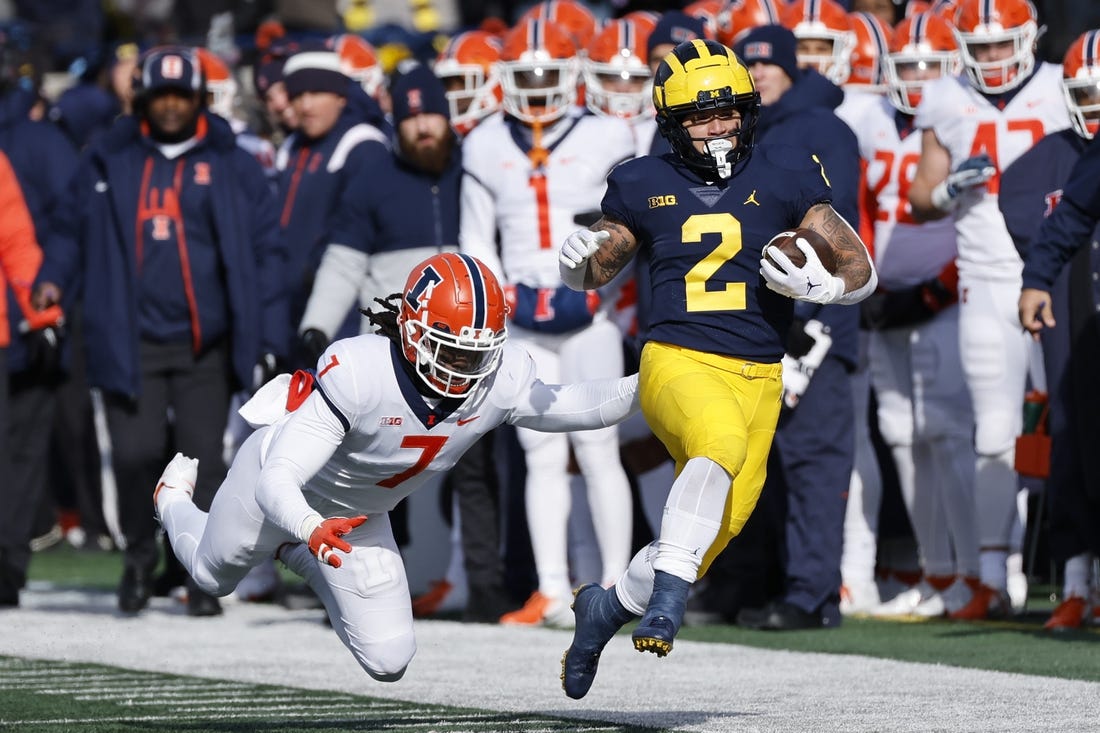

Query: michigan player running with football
[557,39,876,699]
[152,252,640,683]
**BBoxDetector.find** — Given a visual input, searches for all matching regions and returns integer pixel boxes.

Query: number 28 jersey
[601,145,831,363]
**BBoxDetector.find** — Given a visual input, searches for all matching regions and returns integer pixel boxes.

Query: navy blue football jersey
[602,144,832,362]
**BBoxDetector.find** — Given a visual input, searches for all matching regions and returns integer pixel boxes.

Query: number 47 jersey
[914,64,1070,279]
[601,145,832,364]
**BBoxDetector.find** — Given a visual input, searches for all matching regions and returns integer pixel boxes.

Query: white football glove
[931,153,997,211]
[759,237,846,305]
[559,228,609,269]
[780,319,832,409]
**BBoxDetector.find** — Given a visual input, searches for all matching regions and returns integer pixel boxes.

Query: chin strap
[706,138,733,179]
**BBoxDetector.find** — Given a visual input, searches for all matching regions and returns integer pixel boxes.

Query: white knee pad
[974,411,1019,457]
[349,633,416,682]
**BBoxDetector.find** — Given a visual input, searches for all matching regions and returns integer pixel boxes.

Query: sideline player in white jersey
[583,16,659,155]
[851,12,981,618]
[459,17,638,625]
[908,0,1069,619]
[831,9,891,617]
[152,253,640,682]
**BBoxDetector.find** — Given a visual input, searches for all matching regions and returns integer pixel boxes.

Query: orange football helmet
[781,0,856,85]
[329,33,385,97]
[684,0,724,39]
[885,12,959,114]
[499,18,580,124]
[1062,29,1100,140]
[195,47,238,119]
[952,0,1038,94]
[434,31,503,136]
[583,18,656,120]
[398,253,508,397]
[904,0,958,17]
[846,11,891,89]
[717,0,782,47]
[884,12,958,114]
[520,0,598,51]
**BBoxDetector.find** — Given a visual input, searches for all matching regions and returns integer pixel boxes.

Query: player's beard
[399,130,455,175]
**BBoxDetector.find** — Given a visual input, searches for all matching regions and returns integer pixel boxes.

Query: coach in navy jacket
[36,94,287,397]
[33,47,288,617]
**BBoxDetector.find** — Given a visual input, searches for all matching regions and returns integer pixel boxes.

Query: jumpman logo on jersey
[744,190,760,206]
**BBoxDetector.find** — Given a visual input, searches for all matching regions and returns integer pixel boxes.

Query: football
[763,228,838,273]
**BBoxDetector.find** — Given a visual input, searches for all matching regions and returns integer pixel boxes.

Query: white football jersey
[251,333,638,526]
[914,64,1070,280]
[855,96,957,289]
[459,113,636,288]
[836,89,884,133]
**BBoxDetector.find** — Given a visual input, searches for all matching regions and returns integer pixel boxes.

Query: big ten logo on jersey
[379,416,403,426]
[870,150,921,224]
[969,119,1044,195]
[649,194,677,208]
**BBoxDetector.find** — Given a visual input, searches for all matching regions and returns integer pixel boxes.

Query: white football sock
[1064,553,1095,599]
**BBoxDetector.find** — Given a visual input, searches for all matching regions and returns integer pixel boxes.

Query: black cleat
[561,584,634,699]
[632,571,690,657]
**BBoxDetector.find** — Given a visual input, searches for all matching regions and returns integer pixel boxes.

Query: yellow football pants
[639,340,783,576]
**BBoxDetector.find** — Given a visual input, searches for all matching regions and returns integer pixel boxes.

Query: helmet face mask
[435,31,503,136]
[584,18,656,120]
[952,0,1038,94]
[653,39,760,180]
[781,0,855,85]
[398,253,508,398]
[884,12,959,114]
[499,19,580,125]
[1061,29,1100,140]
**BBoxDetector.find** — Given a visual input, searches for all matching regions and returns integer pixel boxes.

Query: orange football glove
[308,515,367,568]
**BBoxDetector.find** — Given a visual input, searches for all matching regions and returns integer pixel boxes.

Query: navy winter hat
[140,47,203,94]
[735,25,800,83]
[283,51,349,98]
[391,64,449,124]
[646,12,708,58]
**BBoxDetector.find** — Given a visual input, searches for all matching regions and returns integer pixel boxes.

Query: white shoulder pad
[238,373,293,428]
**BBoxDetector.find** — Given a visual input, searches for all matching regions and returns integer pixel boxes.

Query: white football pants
[159,428,416,682]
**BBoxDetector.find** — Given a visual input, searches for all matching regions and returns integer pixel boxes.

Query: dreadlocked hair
[361,293,403,345]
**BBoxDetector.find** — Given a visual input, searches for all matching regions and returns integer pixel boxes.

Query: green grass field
[26,542,1100,684]
[7,544,1100,732]
[0,657,663,733]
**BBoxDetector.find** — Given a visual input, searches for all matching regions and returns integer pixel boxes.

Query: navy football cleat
[561,584,633,699]
[632,570,691,657]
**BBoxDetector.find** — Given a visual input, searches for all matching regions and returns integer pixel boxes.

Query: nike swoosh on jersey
[456,416,481,426]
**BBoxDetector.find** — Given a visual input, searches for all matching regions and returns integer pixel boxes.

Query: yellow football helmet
[653,39,760,179]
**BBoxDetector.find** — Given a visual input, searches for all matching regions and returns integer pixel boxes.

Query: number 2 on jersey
[378,435,448,489]
[683,212,747,312]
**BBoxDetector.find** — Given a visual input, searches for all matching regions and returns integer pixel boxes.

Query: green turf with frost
[27,543,1100,687]
[0,657,660,733]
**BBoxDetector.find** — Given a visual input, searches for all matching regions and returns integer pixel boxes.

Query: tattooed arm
[558,216,640,291]
[761,202,877,306]
[799,202,875,294]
